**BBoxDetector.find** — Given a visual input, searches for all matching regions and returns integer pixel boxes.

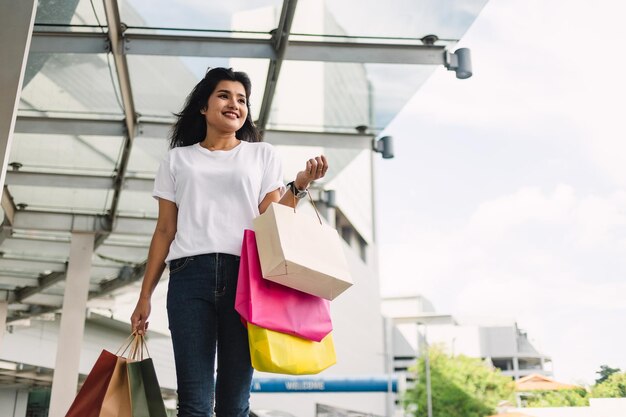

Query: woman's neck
[200,132,240,151]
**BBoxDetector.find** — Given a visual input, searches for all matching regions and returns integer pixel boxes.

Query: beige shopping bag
[253,201,353,300]
[99,357,131,417]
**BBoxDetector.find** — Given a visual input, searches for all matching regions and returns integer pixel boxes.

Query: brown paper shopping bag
[253,201,352,300]
[99,357,131,417]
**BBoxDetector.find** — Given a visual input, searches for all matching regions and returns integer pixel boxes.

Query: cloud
[379,184,626,383]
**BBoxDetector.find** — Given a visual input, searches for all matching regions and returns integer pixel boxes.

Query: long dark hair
[169,67,261,148]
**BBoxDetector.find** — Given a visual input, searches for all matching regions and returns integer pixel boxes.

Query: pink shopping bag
[235,229,332,342]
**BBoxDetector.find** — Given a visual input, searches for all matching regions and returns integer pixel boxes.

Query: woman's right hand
[131,297,151,335]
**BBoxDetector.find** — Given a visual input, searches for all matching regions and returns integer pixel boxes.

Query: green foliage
[591,372,626,398]
[524,388,589,407]
[595,365,621,385]
[402,346,515,417]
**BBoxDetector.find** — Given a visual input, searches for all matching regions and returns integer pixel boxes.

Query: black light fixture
[445,48,473,79]
[373,136,394,159]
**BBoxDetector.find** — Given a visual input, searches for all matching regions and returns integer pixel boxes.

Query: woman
[130,67,328,417]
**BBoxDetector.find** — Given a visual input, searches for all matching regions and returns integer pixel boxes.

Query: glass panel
[8,186,112,214]
[121,0,282,33]
[268,61,433,132]
[292,0,489,40]
[20,53,123,116]
[367,64,437,129]
[129,56,269,120]
[267,60,363,132]
[117,190,158,217]
[0,237,70,259]
[35,0,107,28]
[9,133,124,174]
[127,136,169,176]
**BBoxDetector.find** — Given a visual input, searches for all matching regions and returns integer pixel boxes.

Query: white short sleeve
[152,151,176,203]
[259,144,285,205]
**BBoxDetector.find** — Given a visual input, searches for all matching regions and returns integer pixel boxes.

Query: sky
[376,0,626,385]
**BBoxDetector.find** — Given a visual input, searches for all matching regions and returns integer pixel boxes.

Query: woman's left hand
[294,155,329,189]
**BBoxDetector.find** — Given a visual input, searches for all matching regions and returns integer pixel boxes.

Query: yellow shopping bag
[247,322,336,375]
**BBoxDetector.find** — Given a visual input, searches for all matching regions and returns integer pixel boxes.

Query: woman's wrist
[293,180,309,191]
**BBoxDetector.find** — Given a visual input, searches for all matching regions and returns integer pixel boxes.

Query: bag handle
[117,332,151,361]
[291,189,323,226]
[116,333,136,357]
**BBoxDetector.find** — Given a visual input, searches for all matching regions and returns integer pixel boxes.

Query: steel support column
[256,0,298,131]
[0,0,38,190]
[103,0,138,225]
[0,300,7,348]
[48,232,96,417]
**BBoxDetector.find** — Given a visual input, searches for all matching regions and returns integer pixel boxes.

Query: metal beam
[4,170,153,191]
[30,30,109,54]
[124,33,274,58]
[16,115,374,149]
[10,210,111,233]
[96,261,146,297]
[0,258,65,273]
[14,115,125,136]
[103,0,137,230]
[30,29,447,65]
[2,187,16,225]
[14,271,65,302]
[5,171,115,189]
[288,41,446,64]
[10,210,155,234]
[257,0,298,131]
[127,35,447,64]
[264,129,373,149]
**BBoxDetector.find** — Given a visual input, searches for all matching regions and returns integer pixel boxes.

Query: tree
[403,346,515,417]
[595,365,621,385]
[524,388,589,407]
[591,372,626,398]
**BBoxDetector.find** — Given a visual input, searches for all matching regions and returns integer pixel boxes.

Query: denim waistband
[174,253,240,262]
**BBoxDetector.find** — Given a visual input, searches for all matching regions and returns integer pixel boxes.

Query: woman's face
[201,80,249,134]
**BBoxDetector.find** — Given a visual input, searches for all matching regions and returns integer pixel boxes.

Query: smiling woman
[169,67,260,148]
[129,67,329,417]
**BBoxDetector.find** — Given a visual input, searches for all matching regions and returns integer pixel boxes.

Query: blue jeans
[167,253,253,417]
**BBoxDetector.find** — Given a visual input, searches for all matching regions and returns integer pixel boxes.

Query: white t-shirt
[152,141,285,262]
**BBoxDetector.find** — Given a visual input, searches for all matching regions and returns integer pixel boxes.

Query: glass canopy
[3,0,488,323]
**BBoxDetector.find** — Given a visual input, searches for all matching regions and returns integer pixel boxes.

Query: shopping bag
[253,202,353,300]
[235,229,332,342]
[99,357,131,417]
[65,349,119,417]
[127,336,168,417]
[247,322,336,375]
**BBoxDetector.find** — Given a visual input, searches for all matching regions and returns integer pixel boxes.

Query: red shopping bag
[235,229,332,342]
[65,349,119,417]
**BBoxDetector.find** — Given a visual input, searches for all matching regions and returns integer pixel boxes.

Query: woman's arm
[130,198,178,334]
[259,155,329,214]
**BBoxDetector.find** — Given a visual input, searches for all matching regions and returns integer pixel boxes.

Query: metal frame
[3,0,466,323]
[103,0,137,227]
[30,29,448,65]
[15,115,374,149]
[257,0,298,131]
